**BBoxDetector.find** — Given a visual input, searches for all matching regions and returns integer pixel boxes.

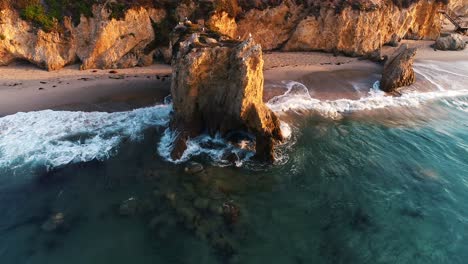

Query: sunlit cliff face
[0,0,449,70]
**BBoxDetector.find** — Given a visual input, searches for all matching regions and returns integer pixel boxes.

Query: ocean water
[0,60,467,263]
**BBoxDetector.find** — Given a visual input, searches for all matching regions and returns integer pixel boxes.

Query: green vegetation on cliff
[0,0,450,32]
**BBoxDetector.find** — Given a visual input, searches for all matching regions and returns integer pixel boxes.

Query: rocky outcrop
[0,9,77,70]
[282,0,445,55]
[380,44,417,93]
[206,11,237,39]
[235,1,305,50]
[0,0,449,70]
[75,7,158,69]
[449,0,468,16]
[435,33,467,50]
[170,26,283,161]
[0,6,166,70]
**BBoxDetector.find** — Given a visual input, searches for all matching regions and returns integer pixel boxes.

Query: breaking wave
[0,60,467,172]
[157,129,256,167]
[0,105,171,171]
[267,61,468,119]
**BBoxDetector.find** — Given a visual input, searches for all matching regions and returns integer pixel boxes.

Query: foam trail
[267,79,468,119]
[0,105,171,171]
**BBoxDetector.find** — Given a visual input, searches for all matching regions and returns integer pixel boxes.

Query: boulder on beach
[380,44,417,93]
[169,24,283,162]
[434,33,467,51]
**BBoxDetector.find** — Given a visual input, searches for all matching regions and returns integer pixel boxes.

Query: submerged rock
[184,162,204,175]
[434,33,467,51]
[119,197,139,216]
[380,44,417,93]
[170,25,283,162]
[41,213,66,232]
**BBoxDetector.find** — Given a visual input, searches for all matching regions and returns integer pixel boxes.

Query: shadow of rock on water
[116,161,276,261]
[349,207,375,232]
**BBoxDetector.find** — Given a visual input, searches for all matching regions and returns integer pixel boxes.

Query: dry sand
[0,36,467,117]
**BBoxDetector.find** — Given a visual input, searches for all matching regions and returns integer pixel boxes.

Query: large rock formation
[449,0,468,16]
[282,0,445,55]
[0,0,449,70]
[0,6,166,70]
[435,33,467,50]
[380,44,417,93]
[0,9,76,70]
[75,6,157,69]
[170,26,283,161]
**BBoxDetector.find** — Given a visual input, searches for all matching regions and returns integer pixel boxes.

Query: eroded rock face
[170,28,283,161]
[0,9,77,70]
[435,33,467,51]
[236,0,305,50]
[380,44,417,93]
[449,0,468,16]
[0,0,449,70]
[0,6,166,70]
[282,0,444,55]
[76,7,157,69]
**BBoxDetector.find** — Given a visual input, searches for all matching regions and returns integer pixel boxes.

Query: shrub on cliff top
[21,4,57,32]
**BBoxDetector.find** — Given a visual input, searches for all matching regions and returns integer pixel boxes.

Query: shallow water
[0,60,468,263]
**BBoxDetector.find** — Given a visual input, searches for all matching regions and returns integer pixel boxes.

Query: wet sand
[0,63,172,117]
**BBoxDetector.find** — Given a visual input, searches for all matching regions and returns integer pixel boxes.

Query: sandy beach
[0,64,172,116]
[0,38,467,117]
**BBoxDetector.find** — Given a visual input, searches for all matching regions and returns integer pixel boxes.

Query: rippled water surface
[0,60,467,263]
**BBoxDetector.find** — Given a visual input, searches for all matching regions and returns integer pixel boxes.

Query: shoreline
[1,40,467,117]
[0,64,172,117]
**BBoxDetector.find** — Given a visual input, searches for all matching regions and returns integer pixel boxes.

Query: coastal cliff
[0,0,449,70]
[449,0,468,15]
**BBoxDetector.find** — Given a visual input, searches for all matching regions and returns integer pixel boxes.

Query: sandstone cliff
[0,9,76,70]
[449,0,468,16]
[0,0,449,70]
[0,5,166,70]
[75,6,158,70]
[170,27,283,161]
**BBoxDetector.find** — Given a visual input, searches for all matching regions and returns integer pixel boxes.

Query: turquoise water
[0,60,467,263]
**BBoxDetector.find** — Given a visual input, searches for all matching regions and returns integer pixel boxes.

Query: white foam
[280,121,292,140]
[0,105,171,171]
[443,98,468,113]
[267,70,468,119]
[1,61,467,170]
[157,128,254,167]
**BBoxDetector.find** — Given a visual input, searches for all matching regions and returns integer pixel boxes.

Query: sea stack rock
[380,44,417,93]
[170,25,283,162]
